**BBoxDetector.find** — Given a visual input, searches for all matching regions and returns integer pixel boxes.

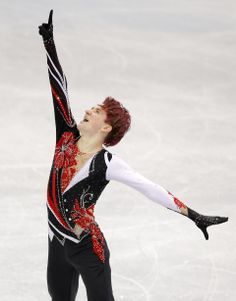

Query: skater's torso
[65,148,104,236]
[58,136,105,231]
[47,127,112,262]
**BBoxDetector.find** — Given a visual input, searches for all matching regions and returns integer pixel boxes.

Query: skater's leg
[47,235,80,301]
[66,235,115,301]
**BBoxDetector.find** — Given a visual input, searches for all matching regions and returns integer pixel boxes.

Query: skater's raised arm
[38,10,77,141]
[105,153,228,240]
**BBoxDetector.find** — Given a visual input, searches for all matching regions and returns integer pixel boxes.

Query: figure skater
[38,10,228,301]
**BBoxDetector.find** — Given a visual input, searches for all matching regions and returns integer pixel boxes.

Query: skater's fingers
[38,25,48,36]
[48,9,53,25]
[201,226,209,240]
[214,216,228,225]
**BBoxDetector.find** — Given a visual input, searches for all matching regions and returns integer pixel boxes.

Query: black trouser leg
[65,234,115,301]
[47,235,79,301]
[47,233,115,301]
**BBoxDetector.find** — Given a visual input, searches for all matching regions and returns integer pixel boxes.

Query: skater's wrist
[186,207,201,222]
[179,206,188,216]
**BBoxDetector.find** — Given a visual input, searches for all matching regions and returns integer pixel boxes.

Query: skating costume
[44,36,186,263]
[42,34,187,301]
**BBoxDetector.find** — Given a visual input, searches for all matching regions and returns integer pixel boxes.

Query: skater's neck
[77,136,104,154]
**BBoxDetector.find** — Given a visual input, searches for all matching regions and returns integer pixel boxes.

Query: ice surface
[0,0,235,300]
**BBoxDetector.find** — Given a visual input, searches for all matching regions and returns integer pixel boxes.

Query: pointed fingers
[48,9,53,25]
[199,225,209,240]
[203,227,209,240]
[215,216,229,225]
[220,216,228,223]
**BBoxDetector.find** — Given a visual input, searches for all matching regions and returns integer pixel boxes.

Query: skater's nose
[85,109,92,115]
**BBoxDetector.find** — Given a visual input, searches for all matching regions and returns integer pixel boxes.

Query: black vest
[48,149,112,243]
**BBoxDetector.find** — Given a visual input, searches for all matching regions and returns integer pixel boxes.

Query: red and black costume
[39,10,228,301]
[44,35,188,263]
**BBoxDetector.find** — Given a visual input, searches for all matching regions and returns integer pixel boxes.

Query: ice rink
[0,0,235,300]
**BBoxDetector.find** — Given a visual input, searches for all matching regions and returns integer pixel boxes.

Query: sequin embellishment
[168,191,187,209]
[70,199,105,263]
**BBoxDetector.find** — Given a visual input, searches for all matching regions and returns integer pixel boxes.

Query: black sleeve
[42,37,80,142]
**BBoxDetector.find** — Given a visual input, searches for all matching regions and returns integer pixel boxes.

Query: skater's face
[78,104,112,138]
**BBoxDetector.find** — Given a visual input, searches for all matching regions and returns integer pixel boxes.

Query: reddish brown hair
[101,96,131,147]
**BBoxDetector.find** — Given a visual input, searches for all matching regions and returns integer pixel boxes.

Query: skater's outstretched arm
[38,10,78,141]
[105,153,228,240]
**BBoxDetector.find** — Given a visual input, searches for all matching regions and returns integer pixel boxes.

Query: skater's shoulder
[103,149,130,169]
[103,148,123,166]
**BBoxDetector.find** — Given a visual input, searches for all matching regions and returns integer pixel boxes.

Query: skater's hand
[194,215,228,240]
[187,207,228,240]
[38,9,54,41]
